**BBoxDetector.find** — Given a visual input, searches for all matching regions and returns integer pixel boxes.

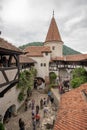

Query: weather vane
[53,10,54,17]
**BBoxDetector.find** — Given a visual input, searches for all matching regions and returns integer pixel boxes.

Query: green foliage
[17,71,27,91]
[63,45,81,55]
[72,67,87,78]
[18,92,24,102]
[49,72,57,84]
[30,67,37,77]
[71,67,87,88]
[17,67,37,101]
[19,42,81,55]
[17,68,37,102]
[0,123,5,130]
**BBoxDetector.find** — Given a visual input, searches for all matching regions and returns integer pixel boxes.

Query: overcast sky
[0,0,87,53]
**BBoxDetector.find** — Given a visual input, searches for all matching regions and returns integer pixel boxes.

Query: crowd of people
[19,92,54,130]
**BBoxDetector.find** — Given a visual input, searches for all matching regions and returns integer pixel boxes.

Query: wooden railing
[0,67,19,96]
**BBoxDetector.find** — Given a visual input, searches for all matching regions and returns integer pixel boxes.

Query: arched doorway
[34,77,45,89]
[3,105,16,123]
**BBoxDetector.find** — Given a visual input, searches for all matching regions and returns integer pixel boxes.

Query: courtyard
[5,89,59,130]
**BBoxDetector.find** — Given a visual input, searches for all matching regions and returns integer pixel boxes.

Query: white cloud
[0,0,87,53]
[65,16,84,31]
[1,0,29,24]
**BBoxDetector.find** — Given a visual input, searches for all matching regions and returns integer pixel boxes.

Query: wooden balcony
[0,67,19,97]
[49,62,79,71]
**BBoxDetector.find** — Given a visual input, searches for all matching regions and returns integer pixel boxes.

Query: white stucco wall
[44,41,63,57]
[0,86,22,120]
[29,52,51,79]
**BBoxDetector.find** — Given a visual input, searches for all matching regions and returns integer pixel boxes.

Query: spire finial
[53,10,54,17]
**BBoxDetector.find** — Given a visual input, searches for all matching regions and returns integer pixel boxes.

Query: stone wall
[51,88,60,107]
[0,85,23,121]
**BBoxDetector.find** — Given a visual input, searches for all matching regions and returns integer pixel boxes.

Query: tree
[49,72,57,84]
[70,67,87,88]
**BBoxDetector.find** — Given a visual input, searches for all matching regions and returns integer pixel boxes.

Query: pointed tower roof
[45,12,62,42]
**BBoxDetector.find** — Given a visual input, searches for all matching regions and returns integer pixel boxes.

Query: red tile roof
[52,54,87,62]
[66,54,87,61]
[45,16,62,43]
[52,56,64,61]
[19,55,36,63]
[23,46,51,57]
[54,83,87,130]
[23,46,87,61]
[0,38,22,53]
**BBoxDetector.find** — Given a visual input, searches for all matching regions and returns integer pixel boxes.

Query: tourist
[32,108,35,116]
[61,86,65,94]
[40,98,43,109]
[32,118,36,130]
[31,99,35,110]
[47,91,51,104]
[48,91,51,97]
[27,89,32,97]
[32,113,35,121]
[19,118,25,130]
[58,82,65,94]
[50,96,54,105]
[34,79,38,89]
[28,99,31,109]
[43,105,48,117]
[43,98,47,106]
[24,99,28,111]
[36,105,39,114]
[35,113,40,128]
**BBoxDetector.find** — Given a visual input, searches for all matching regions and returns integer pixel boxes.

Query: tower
[44,11,63,58]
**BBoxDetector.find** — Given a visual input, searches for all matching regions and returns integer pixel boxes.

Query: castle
[24,12,87,84]
[0,12,87,123]
[24,13,64,83]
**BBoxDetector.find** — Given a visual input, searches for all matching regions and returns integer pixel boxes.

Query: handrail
[0,66,18,71]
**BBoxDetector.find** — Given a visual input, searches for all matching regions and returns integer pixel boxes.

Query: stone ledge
[51,88,60,107]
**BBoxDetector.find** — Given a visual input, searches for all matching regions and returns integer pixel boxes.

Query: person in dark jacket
[36,105,39,114]
[40,98,43,109]
[19,118,25,130]
[50,96,54,104]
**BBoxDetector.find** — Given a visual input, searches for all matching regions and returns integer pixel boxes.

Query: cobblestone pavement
[5,90,57,130]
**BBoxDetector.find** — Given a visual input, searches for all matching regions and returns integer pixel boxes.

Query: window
[40,63,46,67]
[45,52,48,56]
[44,63,46,66]
[41,63,43,66]
[52,46,55,50]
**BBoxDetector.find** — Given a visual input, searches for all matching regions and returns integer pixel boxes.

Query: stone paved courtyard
[5,90,58,130]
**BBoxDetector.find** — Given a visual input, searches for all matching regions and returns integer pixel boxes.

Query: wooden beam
[14,70,18,80]
[2,70,9,83]
[0,80,18,97]
[8,55,13,67]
